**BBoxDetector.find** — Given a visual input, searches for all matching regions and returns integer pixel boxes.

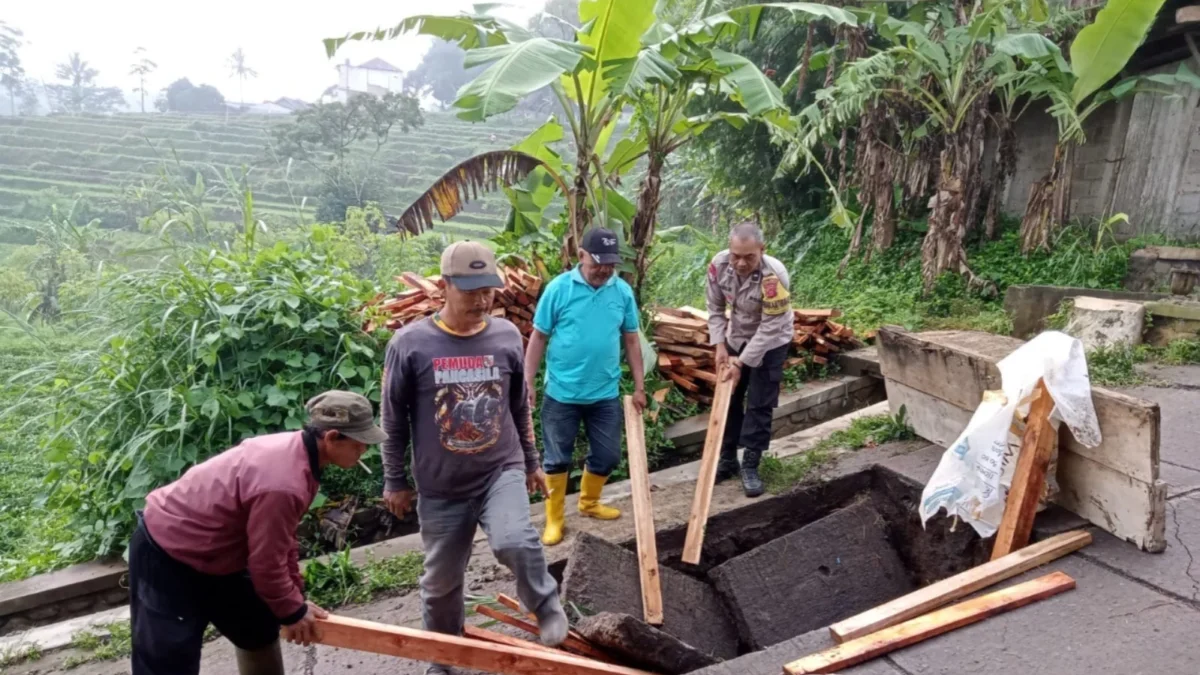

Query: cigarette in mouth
[358,460,372,474]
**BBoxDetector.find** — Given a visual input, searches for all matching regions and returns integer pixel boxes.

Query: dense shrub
[17,231,386,558]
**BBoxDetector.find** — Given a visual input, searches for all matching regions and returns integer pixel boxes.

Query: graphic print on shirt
[432,355,504,454]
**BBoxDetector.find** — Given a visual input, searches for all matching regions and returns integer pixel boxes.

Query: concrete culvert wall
[560,466,990,672]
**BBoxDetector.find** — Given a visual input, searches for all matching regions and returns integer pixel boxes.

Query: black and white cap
[581,227,622,265]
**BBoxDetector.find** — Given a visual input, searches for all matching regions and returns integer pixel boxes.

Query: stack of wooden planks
[364,264,544,342]
[653,306,860,404]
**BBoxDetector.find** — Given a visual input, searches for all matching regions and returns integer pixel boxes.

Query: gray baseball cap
[441,240,503,290]
[304,390,388,444]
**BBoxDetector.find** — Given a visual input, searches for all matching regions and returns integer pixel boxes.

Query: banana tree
[1006,0,1188,252]
[608,2,858,300]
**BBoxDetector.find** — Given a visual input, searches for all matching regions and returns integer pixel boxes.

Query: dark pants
[720,343,788,469]
[540,395,623,476]
[129,517,279,675]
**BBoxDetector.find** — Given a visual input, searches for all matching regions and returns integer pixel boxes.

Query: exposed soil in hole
[566,465,989,665]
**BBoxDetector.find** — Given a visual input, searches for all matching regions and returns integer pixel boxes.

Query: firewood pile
[364,264,543,342]
[653,306,861,404]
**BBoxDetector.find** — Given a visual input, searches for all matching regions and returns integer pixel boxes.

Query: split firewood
[651,307,859,405]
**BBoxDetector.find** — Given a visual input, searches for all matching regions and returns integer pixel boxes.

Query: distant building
[333,58,404,103]
[226,97,312,115]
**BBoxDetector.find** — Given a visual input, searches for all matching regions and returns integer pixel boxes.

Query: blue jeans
[416,469,561,639]
[540,395,622,476]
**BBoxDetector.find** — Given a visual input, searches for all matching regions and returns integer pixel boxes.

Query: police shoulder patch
[761,274,791,315]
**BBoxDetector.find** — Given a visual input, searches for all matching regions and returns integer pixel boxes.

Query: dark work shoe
[715,459,740,484]
[741,466,764,498]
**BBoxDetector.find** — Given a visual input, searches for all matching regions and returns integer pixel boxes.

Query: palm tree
[227,47,257,114]
[129,47,157,114]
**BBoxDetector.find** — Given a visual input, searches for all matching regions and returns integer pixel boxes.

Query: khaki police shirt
[705,250,793,368]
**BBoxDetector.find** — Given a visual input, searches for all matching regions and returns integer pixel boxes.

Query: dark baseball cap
[441,241,504,290]
[581,228,622,265]
[305,391,388,444]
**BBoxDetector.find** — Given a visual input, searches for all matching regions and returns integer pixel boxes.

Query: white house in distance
[332,58,405,102]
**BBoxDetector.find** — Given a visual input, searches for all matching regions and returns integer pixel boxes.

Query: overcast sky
[4,0,548,103]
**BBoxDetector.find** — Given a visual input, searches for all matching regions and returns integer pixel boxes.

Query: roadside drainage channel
[0,360,883,638]
[554,465,990,673]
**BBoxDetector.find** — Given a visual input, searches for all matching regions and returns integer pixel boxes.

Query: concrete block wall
[1004,58,1200,242]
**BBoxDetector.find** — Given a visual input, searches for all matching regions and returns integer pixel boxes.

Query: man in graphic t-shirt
[380,241,568,675]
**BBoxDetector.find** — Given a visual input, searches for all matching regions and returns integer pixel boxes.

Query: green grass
[0,319,89,581]
[759,410,916,494]
[0,642,42,668]
[302,549,425,609]
[66,621,133,667]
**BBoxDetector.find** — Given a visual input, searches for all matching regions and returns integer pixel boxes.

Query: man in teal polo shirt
[524,228,646,546]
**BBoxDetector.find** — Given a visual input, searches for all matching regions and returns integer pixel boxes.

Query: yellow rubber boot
[577,470,622,520]
[541,472,568,546]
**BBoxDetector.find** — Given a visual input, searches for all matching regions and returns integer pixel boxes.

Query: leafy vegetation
[302,549,424,608]
[10,224,387,560]
[66,621,134,667]
[759,408,915,493]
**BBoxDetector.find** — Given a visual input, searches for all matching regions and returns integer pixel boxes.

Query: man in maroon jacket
[129,390,386,675]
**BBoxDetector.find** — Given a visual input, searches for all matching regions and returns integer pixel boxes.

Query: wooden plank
[786,572,1076,674]
[624,396,665,625]
[463,625,565,656]
[493,595,591,645]
[679,356,698,368]
[830,530,1091,643]
[311,615,651,675]
[665,371,701,393]
[1055,450,1167,553]
[657,354,672,369]
[654,314,710,331]
[682,372,736,565]
[400,272,440,295]
[660,344,714,358]
[677,306,710,321]
[885,378,1168,552]
[991,380,1057,560]
[876,327,1159,484]
[476,604,540,638]
[479,603,611,662]
[680,367,718,384]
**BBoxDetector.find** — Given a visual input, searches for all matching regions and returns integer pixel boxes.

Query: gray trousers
[417,469,561,638]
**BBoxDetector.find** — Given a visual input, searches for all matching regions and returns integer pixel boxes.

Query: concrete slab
[562,533,739,660]
[689,628,902,675]
[887,555,1200,675]
[709,500,914,649]
[1079,492,1200,604]
[577,612,718,674]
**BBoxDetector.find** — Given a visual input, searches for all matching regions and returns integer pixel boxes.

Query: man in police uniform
[705,222,793,497]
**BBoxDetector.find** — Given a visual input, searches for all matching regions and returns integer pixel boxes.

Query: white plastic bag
[919,331,1102,537]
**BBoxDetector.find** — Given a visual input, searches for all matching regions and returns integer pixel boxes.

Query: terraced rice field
[0,111,542,238]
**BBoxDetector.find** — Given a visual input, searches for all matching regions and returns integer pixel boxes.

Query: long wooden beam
[463,625,565,655]
[623,395,665,624]
[786,572,1076,674]
[475,605,612,662]
[829,530,1091,643]
[991,380,1057,560]
[494,594,592,646]
[682,372,736,565]
[310,615,651,675]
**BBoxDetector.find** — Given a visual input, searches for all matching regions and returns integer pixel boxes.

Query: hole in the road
[561,465,989,669]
